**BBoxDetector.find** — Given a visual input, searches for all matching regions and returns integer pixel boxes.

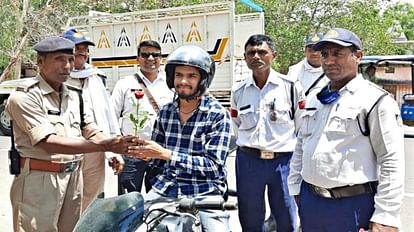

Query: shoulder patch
[66,84,82,92]
[366,80,390,95]
[279,73,294,84]
[232,79,248,92]
[15,79,39,92]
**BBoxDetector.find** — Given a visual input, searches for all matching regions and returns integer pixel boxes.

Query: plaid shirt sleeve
[150,114,167,169]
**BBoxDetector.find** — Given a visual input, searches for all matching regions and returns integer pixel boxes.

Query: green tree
[1,0,413,80]
[235,0,412,73]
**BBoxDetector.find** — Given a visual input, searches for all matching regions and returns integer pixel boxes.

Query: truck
[0,2,264,136]
[66,1,264,107]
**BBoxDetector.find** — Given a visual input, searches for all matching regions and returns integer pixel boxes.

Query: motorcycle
[73,191,238,232]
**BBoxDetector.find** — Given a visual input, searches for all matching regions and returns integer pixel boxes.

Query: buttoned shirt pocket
[326,108,361,135]
[69,111,82,137]
[238,106,257,130]
[300,109,317,138]
[47,114,65,136]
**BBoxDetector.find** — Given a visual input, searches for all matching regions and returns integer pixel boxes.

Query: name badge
[47,110,60,115]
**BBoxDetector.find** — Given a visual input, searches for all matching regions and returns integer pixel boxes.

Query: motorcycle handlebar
[178,197,238,211]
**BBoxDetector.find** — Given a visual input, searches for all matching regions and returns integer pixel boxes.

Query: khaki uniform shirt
[6,75,100,162]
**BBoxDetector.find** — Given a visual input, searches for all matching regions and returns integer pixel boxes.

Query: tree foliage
[235,0,413,73]
[0,0,413,79]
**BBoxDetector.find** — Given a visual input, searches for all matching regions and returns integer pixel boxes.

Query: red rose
[134,90,145,100]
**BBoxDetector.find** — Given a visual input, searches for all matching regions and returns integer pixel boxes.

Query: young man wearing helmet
[127,45,232,231]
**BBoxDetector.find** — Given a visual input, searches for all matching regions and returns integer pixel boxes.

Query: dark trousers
[118,156,162,195]
[236,148,298,232]
[299,181,375,232]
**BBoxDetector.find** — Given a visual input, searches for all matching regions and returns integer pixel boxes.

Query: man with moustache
[6,36,132,232]
[288,28,404,232]
[231,34,301,232]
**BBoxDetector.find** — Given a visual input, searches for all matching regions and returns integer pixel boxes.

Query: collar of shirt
[338,74,364,95]
[70,63,101,79]
[244,69,285,89]
[37,75,70,98]
[303,58,323,73]
[137,68,166,86]
[171,95,210,112]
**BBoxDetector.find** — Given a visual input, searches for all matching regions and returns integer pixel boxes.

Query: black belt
[305,181,378,199]
[238,146,292,160]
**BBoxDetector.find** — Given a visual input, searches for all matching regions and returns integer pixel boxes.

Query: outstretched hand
[127,138,172,161]
[104,135,137,154]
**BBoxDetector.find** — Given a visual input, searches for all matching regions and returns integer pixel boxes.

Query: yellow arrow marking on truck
[97,31,111,48]
[139,26,152,43]
[185,22,202,42]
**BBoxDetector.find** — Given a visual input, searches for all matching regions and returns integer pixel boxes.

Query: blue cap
[305,32,324,46]
[62,28,95,46]
[33,36,74,54]
[313,28,362,51]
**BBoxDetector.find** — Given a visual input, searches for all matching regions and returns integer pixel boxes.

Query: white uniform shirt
[287,58,328,95]
[111,69,174,139]
[288,75,405,228]
[231,69,299,152]
[67,65,120,137]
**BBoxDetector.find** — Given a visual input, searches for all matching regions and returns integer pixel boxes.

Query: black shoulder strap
[67,86,85,129]
[134,73,160,113]
[290,81,295,120]
[305,73,325,96]
[359,92,388,136]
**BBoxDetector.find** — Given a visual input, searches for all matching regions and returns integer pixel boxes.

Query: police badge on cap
[313,28,362,51]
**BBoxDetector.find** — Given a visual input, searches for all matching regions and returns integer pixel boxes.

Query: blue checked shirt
[150,95,231,198]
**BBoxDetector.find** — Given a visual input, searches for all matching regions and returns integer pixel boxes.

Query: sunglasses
[140,52,162,58]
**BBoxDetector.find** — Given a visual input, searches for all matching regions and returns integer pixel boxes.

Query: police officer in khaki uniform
[6,36,135,232]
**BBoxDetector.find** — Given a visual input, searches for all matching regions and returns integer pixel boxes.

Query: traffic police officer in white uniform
[63,27,121,211]
[288,28,404,231]
[287,32,328,96]
[231,34,301,232]
[6,36,133,232]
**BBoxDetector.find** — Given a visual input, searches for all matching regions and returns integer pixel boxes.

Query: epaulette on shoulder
[279,73,294,84]
[15,79,39,92]
[66,84,82,92]
[232,79,248,92]
[366,80,390,96]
